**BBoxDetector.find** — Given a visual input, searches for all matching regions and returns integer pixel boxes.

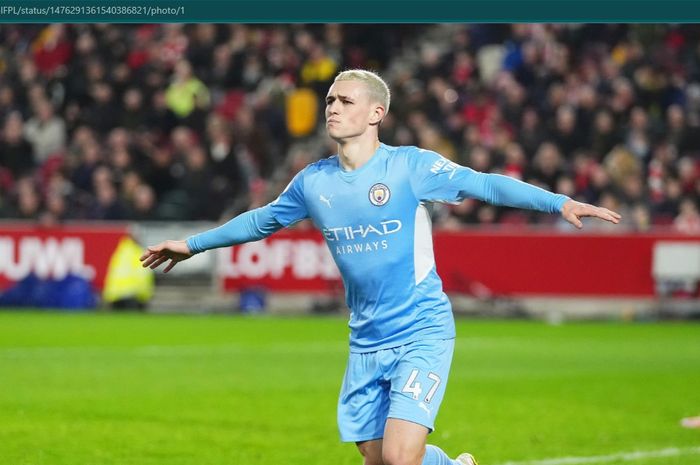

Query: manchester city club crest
[369,183,391,206]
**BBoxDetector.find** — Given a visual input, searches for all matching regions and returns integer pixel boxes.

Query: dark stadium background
[1,24,699,230]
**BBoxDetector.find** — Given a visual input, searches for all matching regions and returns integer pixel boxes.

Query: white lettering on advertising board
[0,236,96,281]
[218,239,339,280]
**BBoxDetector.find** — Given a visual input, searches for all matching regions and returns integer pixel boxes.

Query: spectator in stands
[127,183,158,221]
[165,59,210,124]
[39,193,69,225]
[178,144,217,220]
[589,110,620,160]
[300,42,338,96]
[70,139,103,195]
[145,90,177,138]
[82,81,120,135]
[501,142,526,180]
[630,204,651,231]
[518,107,546,159]
[550,105,586,156]
[13,177,42,220]
[31,25,72,78]
[526,142,565,192]
[674,198,700,234]
[0,111,35,179]
[120,88,147,130]
[655,177,684,219]
[23,99,66,164]
[0,85,20,122]
[87,166,126,220]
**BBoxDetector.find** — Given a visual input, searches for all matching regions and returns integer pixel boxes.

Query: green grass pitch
[0,311,699,465]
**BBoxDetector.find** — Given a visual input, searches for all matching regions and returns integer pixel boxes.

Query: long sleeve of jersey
[406,148,569,213]
[186,169,310,254]
[186,206,283,254]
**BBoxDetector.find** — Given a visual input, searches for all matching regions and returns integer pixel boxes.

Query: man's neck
[337,138,381,171]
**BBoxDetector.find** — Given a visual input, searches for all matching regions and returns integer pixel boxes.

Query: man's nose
[327,101,340,114]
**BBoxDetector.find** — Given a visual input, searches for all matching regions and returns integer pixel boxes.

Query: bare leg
[380,418,476,465]
[357,438,384,465]
[381,418,429,465]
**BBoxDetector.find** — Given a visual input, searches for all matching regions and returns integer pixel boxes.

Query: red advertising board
[217,229,340,292]
[218,228,700,297]
[0,224,129,291]
[434,229,700,297]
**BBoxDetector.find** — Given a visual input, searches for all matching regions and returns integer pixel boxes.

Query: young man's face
[325,80,383,142]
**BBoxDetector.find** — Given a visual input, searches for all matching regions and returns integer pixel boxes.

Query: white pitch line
[498,446,700,465]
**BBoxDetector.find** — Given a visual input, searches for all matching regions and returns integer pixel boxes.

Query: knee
[363,457,384,465]
[382,445,425,465]
[357,441,383,465]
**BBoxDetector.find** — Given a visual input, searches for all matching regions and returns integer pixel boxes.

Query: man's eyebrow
[326,94,354,101]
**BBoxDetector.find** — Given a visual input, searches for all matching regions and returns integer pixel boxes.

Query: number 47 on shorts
[401,369,441,403]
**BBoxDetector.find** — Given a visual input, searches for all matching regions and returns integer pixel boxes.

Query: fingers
[140,254,157,268]
[566,204,623,229]
[140,241,190,272]
[588,206,621,224]
[141,255,157,269]
[139,244,163,262]
[163,259,178,273]
[148,255,169,270]
[143,253,180,272]
[140,249,168,269]
[567,213,583,229]
[605,208,622,221]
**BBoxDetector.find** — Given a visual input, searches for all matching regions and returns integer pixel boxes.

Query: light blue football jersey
[264,143,568,352]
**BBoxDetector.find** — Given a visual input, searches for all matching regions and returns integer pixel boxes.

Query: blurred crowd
[1,24,700,233]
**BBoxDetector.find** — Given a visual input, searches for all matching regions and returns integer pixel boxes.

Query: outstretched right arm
[140,206,283,273]
[141,168,310,273]
[187,206,282,253]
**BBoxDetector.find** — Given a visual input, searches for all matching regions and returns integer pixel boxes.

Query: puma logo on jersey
[319,194,333,208]
[418,402,432,416]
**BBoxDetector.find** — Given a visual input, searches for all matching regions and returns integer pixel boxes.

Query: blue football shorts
[337,338,455,442]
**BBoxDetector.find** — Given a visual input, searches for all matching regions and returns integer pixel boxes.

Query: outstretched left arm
[407,148,622,228]
[467,171,622,228]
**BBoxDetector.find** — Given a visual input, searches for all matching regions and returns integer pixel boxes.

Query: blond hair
[334,69,391,115]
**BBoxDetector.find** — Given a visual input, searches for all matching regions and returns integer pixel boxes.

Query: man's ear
[369,104,386,126]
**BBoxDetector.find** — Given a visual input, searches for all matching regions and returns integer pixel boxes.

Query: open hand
[139,240,193,273]
[561,199,622,229]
